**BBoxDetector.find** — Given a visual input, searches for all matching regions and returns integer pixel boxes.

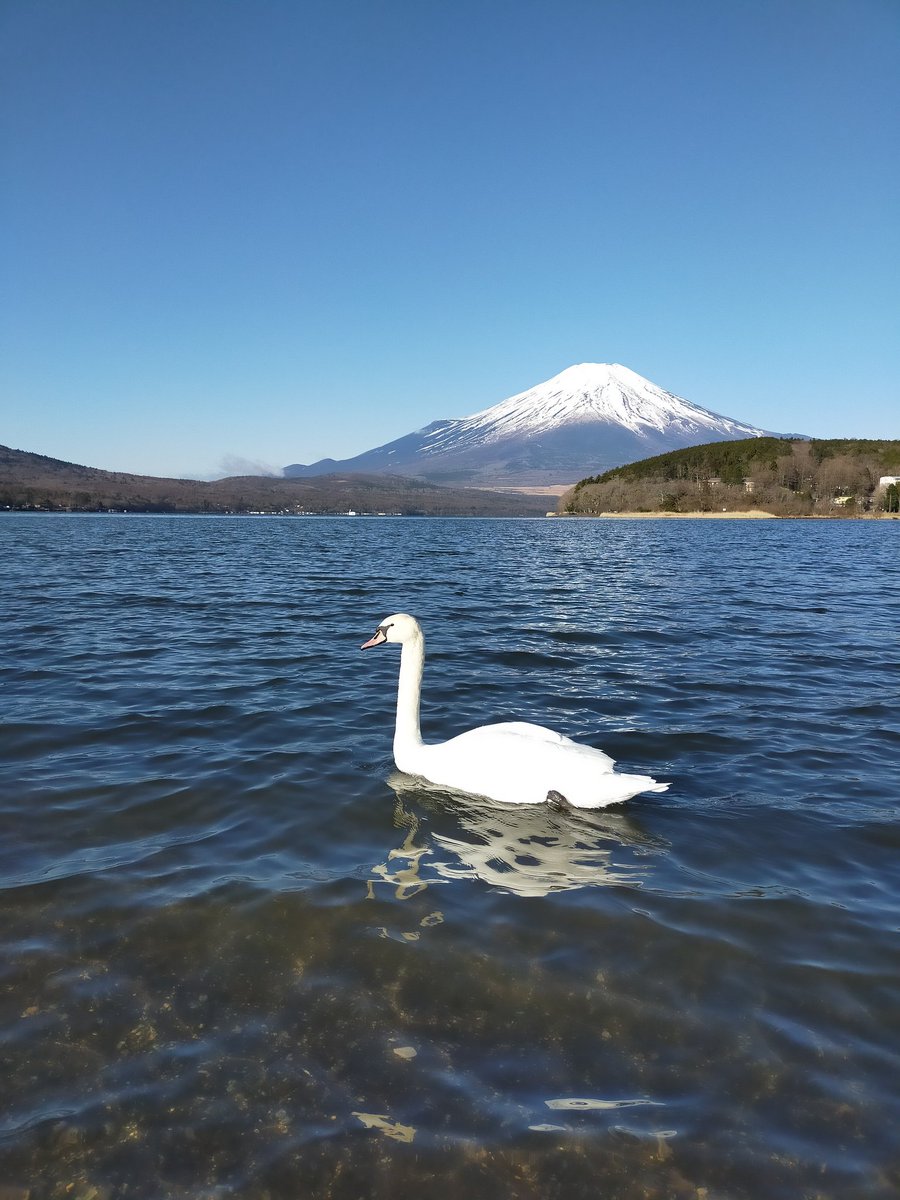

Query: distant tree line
[0,471,547,518]
[561,438,900,516]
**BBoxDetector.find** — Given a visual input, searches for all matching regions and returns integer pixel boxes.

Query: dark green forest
[563,438,900,516]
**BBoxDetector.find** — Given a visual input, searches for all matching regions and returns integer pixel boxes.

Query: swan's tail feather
[618,773,669,795]
[561,776,669,809]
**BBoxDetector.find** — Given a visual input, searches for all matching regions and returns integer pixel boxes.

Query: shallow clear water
[1,513,898,1199]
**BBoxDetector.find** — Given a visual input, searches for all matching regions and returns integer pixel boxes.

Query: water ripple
[1,515,898,1199]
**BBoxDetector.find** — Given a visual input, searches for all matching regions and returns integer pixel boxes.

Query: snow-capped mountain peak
[284,363,781,487]
[422,362,767,453]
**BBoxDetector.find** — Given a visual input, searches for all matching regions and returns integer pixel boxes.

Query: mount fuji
[284,363,784,487]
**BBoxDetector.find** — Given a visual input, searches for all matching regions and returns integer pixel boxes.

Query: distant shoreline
[555,510,899,520]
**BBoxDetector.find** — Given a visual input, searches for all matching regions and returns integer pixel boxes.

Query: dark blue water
[1,513,898,1199]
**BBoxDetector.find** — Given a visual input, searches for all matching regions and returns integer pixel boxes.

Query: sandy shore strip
[553,510,899,519]
[555,509,778,519]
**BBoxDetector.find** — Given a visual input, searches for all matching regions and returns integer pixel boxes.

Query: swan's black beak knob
[361,627,388,650]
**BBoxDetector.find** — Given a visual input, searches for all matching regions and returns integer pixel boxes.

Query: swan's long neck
[394,631,425,760]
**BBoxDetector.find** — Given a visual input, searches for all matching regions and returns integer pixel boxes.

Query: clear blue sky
[2,0,898,478]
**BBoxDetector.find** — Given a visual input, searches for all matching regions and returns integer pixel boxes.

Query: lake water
[1,513,898,1200]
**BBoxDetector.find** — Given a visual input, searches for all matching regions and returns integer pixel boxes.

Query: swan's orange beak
[361,628,388,650]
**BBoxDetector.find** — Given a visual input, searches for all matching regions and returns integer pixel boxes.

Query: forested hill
[0,444,548,517]
[562,438,900,516]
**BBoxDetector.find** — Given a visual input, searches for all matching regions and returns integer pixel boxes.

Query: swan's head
[361,613,422,650]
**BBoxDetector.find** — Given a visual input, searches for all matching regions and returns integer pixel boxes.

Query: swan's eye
[379,623,392,635]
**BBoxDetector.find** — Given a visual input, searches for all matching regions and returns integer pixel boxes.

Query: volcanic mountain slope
[285,363,785,487]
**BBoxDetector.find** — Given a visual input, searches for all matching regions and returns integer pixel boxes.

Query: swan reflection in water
[367,772,664,900]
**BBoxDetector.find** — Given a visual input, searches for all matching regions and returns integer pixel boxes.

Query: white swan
[361,613,669,809]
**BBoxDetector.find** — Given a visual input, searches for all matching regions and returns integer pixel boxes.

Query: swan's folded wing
[440,723,617,774]
[496,722,617,768]
[484,721,568,743]
[476,721,616,765]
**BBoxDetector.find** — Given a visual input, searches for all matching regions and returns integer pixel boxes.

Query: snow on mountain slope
[285,364,781,487]
[419,363,767,453]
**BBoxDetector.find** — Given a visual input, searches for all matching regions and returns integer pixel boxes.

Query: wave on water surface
[1,514,898,1200]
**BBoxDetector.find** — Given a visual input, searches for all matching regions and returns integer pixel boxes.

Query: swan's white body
[361,614,668,809]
